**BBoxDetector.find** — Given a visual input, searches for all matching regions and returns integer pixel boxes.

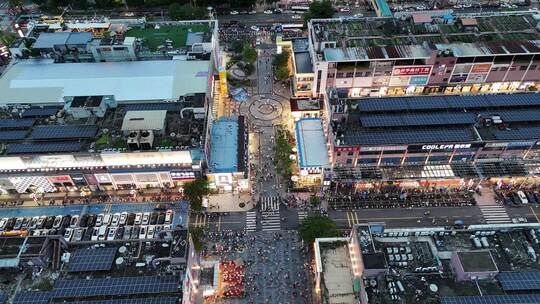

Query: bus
[280,23,304,31]
[291,6,309,13]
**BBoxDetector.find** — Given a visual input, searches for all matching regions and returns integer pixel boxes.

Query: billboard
[392,66,431,76]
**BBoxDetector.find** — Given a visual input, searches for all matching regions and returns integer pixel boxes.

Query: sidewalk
[206,192,255,213]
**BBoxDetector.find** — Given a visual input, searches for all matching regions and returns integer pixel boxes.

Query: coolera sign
[421,144,471,150]
[392,66,432,76]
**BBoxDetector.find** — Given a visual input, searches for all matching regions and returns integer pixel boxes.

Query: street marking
[353,212,359,226]
[346,212,351,227]
[246,211,257,232]
[217,215,222,232]
[531,206,540,223]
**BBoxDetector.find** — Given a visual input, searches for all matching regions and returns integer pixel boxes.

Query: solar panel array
[343,128,476,145]
[54,276,179,298]
[360,112,476,128]
[21,107,59,118]
[12,291,54,304]
[6,142,83,154]
[68,247,117,272]
[30,125,98,140]
[491,126,540,141]
[442,294,540,304]
[0,292,6,304]
[124,103,182,112]
[0,119,36,130]
[357,93,540,112]
[0,130,29,141]
[499,271,540,291]
[76,297,179,304]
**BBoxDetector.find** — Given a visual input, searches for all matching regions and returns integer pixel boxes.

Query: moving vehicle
[291,6,309,13]
[263,10,272,14]
[230,10,239,15]
[517,191,529,204]
[291,15,301,19]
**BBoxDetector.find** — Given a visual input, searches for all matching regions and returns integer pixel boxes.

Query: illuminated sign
[422,144,471,150]
[470,63,492,74]
[392,66,431,76]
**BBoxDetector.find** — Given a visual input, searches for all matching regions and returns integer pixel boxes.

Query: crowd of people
[325,186,477,210]
[220,260,245,298]
[219,23,256,44]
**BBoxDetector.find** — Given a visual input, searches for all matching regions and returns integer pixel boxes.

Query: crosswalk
[479,205,511,224]
[346,212,361,227]
[260,196,280,211]
[191,213,208,227]
[246,211,257,232]
[261,210,280,231]
[298,211,308,223]
[0,2,8,9]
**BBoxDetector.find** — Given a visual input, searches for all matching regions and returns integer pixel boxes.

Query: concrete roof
[209,117,238,173]
[121,110,167,131]
[33,32,70,49]
[65,32,93,45]
[294,52,313,74]
[0,59,210,105]
[295,118,330,168]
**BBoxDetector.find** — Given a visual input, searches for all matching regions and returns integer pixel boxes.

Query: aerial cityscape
[1,0,540,303]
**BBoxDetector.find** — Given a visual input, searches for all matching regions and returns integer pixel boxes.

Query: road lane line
[531,206,540,223]
[354,212,359,225]
[346,212,352,227]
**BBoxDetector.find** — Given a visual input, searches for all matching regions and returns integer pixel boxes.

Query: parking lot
[0,201,188,243]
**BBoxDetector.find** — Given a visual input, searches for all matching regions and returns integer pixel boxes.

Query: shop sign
[470,63,492,74]
[507,141,535,147]
[361,146,407,152]
[84,174,98,186]
[392,66,431,76]
[48,176,72,183]
[335,146,360,152]
[449,74,468,83]
[408,143,484,152]
[409,76,429,85]
[171,170,196,180]
[485,142,509,148]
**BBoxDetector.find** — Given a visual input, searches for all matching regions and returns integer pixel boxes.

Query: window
[336,152,341,157]
[346,159,353,164]
[530,65,537,70]
[336,72,344,78]
[443,78,448,81]
[520,66,528,71]
[327,73,335,78]
[345,72,354,78]
[491,67,499,72]
[347,151,354,156]
[500,67,508,72]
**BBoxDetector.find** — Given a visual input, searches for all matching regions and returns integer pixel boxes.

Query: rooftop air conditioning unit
[127,131,140,150]
[139,130,154,150]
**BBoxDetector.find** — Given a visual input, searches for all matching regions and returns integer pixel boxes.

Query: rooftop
[457,250,498,273]
[294,52,313,74]
[0,59,210,105]
[318,241,356,304]
[121,110,167,132]
[333,93,540,146]
[295,118,330,168]
[125,24,211,51]
[209,117,243,173]
[310,13,540,60]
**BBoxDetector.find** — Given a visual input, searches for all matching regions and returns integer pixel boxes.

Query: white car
[291,15,301,19]
[98,226,107,241]
[111,213,120,227]
[119,212,128,226]
[0,218,8,230]
[73,228,84,242]
[147,226,155,239]
[134,213,143,225]
[52,215,63,229]
[139,226,148,239]
[263,10,272,14]
[96,213,104,227]
[230,10,239,15]
[91,228,99,241]
[70,215,79,228]
[142,212,150,225]
[248,10,256,14]
[165,210,174,224]
[103,214,112,226]
[107,227,116,241]
[517,191,529,204]
[63,228,74,242]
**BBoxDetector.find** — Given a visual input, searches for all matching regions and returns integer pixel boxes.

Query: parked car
[111,213,120,227]
[20,217,30,229]
[517,191,529,204]
[157,213,165,225]
[134,213,143,225]
[14,217,24,230]
[103,214,112,226]
[0,218,8,230]
[70,215,79,228]
[91,227,100,241]
[83,228,94,241]
[119,212,128,226]
[96,213,104,227]
[150,212,158,225]
[131,226,140,239]
[86,214,97,227]
[107,227,116,241]
[60,215,71,228]
[115,227,124,240]
[36,216,46,229]
[123,226,132,240]
[44,216,55,229]
[147,226,155,239]
[154,225,162,238]
[142,213,150,225]
[74,228,84,242]
[29,216,39,229]
[165,210,174,224]
[63,228,74,242]
[98,226,107,241]
[139,226,148,239]
[127,213,136,226]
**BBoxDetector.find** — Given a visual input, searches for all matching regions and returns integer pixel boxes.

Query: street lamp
[207,6,214,19]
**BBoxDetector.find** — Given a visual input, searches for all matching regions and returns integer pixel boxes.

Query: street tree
[190,226,204,251]
[183,178,210,212]
[309,195,321,207]
[169,3,206,20]
[298,215,339,245]
[304,0,335,23]
[8,0,23,9]
[242,43,257,63]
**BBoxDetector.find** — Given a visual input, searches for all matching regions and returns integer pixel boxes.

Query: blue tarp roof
[295,118,330,168]
[209,117,238,173]
[376,0,392,17]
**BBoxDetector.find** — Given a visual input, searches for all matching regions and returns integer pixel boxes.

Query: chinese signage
[392,66,432,76]
[335,146,361,152]
[421,144,472,150]
[470,63,492,74]
[409,76,429,85]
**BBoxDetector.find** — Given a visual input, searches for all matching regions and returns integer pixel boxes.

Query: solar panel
[0,292,6,304]
[68,247,117,272]
[360,112,476,128]
[499,271,540,291]
[442,294,540,304]
[343,128,476,145]
[75,297,179,304]
[54,276,179,298]
[21,107,60,118]
[124,103,182,112]
[480,109,540,123]
[12,291,54,304]
[491,126,540,141]
[0,130,29,141]
[0,119,36,130]
[6,142,83,154]
[30,125,98,140]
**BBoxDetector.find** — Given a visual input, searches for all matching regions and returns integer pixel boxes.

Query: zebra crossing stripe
[479,205,511,223]
[246,211,257,232]
[261,211,280,231]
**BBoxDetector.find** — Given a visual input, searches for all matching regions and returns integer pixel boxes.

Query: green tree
[299,215,339,245]
[183,178,209,212]
[231,40,244,54]
[126,0,144,8]
[275,66,289,81]
[169,3,206,20]
[8,0,23,9]
[304,0,334,23]
[190,226,204,251]
[309,195,320,207]
[0,31,17,47]
[272,50,289,68]
[242,43,257,63]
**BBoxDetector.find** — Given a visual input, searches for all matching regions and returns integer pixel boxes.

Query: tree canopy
[169,3,207,20]
[242,43,257,63]
[183,178,210,212]
[298,215,339,245]
[304,0,335,23]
